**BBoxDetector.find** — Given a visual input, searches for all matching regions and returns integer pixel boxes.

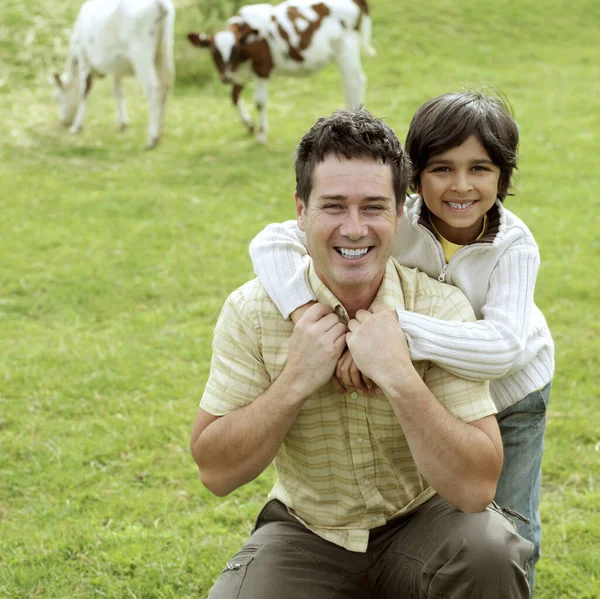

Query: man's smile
[335,247,373,260]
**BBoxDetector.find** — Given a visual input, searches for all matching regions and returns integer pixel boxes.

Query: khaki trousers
[208,495,533,599]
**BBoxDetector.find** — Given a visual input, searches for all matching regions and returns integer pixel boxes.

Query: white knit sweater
[249,195,554,412]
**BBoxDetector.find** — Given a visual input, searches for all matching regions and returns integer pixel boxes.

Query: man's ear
[295,193,306,231]
[396,203,403,232]
[188,32,211,47]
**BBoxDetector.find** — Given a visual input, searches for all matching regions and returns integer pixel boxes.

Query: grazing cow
[188,0,375,143]
[51,0,175,149]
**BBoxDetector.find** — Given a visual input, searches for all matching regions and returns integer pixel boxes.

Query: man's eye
[324,204,343,210]
[365,205,384,211]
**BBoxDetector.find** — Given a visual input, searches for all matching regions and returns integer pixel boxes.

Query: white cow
[188,0,375,143]
[52,0,175,149]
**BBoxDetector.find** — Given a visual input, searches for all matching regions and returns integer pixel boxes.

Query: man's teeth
[338,248,369,259]
[447,201,474,210]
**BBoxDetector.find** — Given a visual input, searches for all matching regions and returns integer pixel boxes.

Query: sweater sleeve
[397,246,541,381]
[249,220,315,319]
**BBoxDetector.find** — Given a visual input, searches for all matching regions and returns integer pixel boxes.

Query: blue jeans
[494,382,551,597]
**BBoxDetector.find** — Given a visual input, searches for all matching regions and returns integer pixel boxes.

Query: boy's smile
[419,135,500,245]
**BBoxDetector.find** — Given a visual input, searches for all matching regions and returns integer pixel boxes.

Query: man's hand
[346,305,417,392]
[285,303,347,398]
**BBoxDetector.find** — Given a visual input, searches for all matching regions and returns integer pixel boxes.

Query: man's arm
[191,303,347,497]
[346,307,502,513]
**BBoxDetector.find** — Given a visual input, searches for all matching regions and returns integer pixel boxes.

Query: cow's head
[187,21,261,84]
[50,72,79,126]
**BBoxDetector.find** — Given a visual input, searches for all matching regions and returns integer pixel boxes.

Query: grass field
[0,0,599,597]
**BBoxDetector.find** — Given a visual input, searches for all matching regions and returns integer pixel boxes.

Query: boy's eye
[472,165,491,172]
[431,166,451,173]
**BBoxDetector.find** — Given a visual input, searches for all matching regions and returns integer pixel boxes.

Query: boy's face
[418,135,500,245]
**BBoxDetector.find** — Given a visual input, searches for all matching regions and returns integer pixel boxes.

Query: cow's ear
[188,32,211,47]
[52,72,63,88]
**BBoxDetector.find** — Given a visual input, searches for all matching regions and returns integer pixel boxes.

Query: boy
[249,90,554,594]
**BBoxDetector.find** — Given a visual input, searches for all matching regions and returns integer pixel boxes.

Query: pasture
[0,0,598,597]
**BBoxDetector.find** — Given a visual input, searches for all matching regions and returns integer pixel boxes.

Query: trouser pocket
[208,545,258,599]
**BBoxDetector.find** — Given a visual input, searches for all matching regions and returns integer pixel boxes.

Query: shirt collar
[307,258,406,323]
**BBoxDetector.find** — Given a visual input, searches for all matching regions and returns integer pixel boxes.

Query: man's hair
[405,90,519,201]
[295,108,411,209]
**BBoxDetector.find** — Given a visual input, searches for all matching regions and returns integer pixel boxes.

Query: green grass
[0,0,599,597]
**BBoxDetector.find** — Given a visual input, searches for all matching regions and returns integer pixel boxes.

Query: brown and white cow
[51,0,175,149]
[188,0,375,143]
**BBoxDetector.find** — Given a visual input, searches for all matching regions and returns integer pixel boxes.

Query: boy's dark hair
[405,90,519,201]
[295,108,411,209]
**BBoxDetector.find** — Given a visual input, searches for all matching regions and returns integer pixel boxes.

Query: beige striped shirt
[201,258,496,552]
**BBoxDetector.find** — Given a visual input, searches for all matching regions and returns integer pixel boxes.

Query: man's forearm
[382,373,502,512]
[192,371,307,496]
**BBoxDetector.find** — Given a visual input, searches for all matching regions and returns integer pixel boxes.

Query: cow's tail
[360,4,376,57]
[156,0,175,87]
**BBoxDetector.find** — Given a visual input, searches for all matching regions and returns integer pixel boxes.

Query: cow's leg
[130,49,163,149]
[335,33,366,108]
[70,59,93,134]
[233,84,254,134]
[254,78,269,144]
[112,76,128,131]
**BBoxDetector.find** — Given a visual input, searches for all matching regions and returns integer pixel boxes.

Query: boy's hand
[290,302,317,324]
[335,349,379,395]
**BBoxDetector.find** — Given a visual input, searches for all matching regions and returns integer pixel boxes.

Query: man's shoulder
[225,278,284,317]
[393,260,474,320]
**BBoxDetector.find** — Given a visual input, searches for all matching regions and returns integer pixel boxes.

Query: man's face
[296,154,400,300]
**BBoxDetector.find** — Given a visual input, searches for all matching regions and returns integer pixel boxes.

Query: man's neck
[327,276,384,319]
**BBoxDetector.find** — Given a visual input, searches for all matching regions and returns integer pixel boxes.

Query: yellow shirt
[201,258,496,552]
[430,213,489,262]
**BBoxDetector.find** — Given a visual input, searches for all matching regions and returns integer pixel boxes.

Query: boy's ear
[295,193,306,231]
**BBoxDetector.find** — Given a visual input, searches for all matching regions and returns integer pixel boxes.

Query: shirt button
[371,515,378,522]
[364,479,370,486]
[356,436,364,445]
[350,392,358,399]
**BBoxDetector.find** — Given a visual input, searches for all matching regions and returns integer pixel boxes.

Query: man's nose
[339,210,368,240]
[450,171,473,193]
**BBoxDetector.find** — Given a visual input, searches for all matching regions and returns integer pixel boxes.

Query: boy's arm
[249,220,314,319]
[397,246,543,381]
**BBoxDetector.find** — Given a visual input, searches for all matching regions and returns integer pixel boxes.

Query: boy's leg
[372,494,532,599]
[495,382,551,595]
[207,500,371,599]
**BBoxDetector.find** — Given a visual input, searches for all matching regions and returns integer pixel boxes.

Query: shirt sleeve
[249,220,315,319]
[397,246,541,381]
[200,290,273,416]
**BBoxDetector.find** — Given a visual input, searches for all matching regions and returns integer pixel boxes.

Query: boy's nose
[450,172,473,193]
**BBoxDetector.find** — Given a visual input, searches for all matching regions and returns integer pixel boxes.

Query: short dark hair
[405,90,519,201]
[295,108,411,209]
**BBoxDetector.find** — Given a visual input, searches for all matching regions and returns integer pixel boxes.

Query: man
[191,108,532,598]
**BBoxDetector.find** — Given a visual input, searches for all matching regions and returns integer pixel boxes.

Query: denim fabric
[495,382,552,597]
